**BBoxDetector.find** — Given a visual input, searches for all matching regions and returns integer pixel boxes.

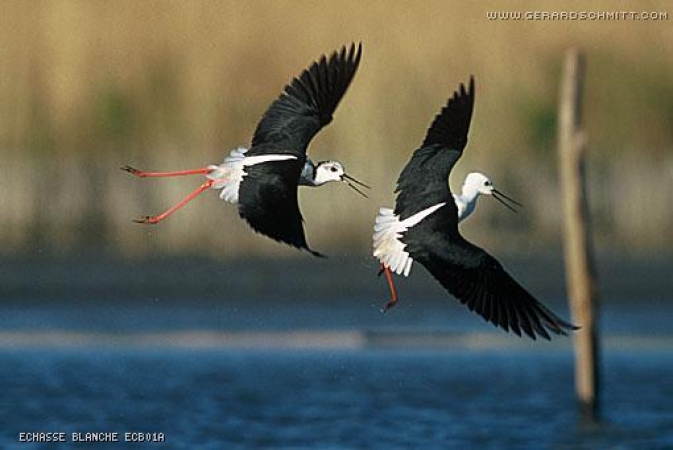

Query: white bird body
[205,147,364,205]
[206,147,298,204]
[371,77,574,340]
[123,43,368,256]
[372,172,516,279]
[373,202,447,277]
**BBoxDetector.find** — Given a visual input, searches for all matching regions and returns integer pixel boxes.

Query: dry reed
[0,1,671,258]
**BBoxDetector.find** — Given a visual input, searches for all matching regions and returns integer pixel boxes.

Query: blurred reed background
[0,0,671,261]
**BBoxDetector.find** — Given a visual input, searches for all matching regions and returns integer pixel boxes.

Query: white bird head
[314,160,370,197]
[314,161,346,184]
[464,172,494,195]
[463,172,521,213]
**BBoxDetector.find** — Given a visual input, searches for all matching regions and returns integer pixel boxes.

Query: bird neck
[461,181,482,204]
[298,159,317,186]
[456,184,481,222]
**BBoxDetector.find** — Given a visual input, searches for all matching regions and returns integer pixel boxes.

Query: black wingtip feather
[422,253,577,341]
[392,77,477,218]
[307,248,327,258]
[421,75,475,151]
[251,43,362,153]
[294,42,362,127]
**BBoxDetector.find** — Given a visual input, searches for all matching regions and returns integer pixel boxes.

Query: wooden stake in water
[558,48,600,421]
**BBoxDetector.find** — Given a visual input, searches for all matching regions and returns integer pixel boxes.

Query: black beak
[342,173,371,198]
[492,188,522,213]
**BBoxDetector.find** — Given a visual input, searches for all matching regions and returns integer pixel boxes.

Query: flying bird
[372,77,576,340]
[123,43,368,257]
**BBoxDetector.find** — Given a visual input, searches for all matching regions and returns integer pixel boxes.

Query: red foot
[133,216,159,225]
[379,264,399,313]
[121,165,211,178]
[121,165,142,176]
[382,299,398,313]
[131,180,213,225]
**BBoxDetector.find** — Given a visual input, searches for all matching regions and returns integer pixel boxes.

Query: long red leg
[380,264,399,313]
[121,165,211,178]
[134,180,213,224]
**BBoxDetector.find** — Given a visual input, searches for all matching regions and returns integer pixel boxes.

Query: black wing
[249,43,362,157]
[394,77,475,221]
[404,222,576,339]
[237,160,323,257]
[392,76,574,339]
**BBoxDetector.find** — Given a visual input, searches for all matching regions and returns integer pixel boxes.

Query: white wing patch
[372,203,446,277]
[206,147,297,204]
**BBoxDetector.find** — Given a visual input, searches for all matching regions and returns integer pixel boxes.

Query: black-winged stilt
[372,77,576,340]
[123,43,368,257]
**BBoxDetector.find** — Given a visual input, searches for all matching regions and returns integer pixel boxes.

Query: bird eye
[330,167,338,172]
[484,181,491,186]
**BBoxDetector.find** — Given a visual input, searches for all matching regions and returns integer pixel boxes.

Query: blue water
[2,347,673,448]
[1,257,673,448]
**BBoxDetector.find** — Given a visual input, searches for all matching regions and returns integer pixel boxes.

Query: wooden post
[557,48,600,421]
